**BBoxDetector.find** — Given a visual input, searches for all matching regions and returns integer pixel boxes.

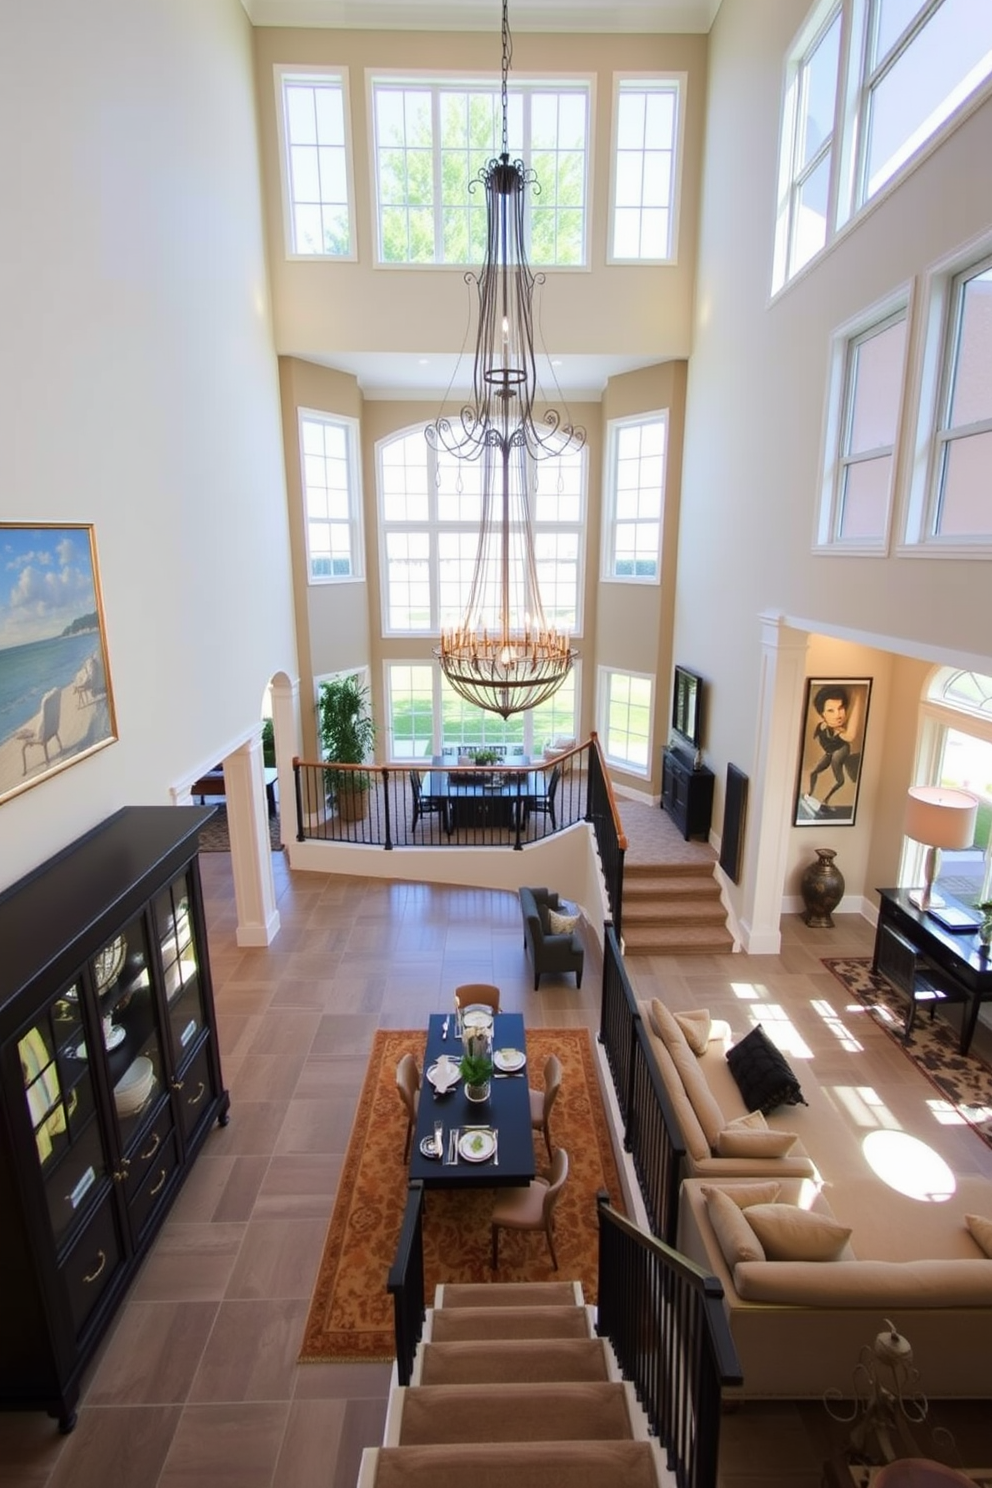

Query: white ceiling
[241,0,721,35]
[244,0,717,394]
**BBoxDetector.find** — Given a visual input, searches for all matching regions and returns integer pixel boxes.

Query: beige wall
[677,0,992,931]
[253,27,707,370]
[0,0,297,890]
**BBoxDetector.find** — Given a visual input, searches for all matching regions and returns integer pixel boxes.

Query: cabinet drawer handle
[171,1078,184,1092]
[140,1132,161,1161]
[149,1167,167,1196]
[83,1250,107,1284]
[186,1081,206,1107]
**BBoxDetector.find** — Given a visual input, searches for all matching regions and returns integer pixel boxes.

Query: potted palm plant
[318,674,376,821]
[460,1029,494,1102]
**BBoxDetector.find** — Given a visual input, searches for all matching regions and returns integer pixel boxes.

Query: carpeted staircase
[622,860,734,956]
[359,1281,669,1487]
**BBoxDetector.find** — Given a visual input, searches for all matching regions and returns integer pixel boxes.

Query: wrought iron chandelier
[427,0,585,720]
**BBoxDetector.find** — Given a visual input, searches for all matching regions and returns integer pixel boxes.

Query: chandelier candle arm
[426,0,584,720]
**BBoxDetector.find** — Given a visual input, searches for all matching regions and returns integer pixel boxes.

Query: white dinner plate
[458,1128,496,1163]
[461,1009,494,1032]
[494,1047,525,1072]
[419,1134,443,1159]
[427,1057,461,1091]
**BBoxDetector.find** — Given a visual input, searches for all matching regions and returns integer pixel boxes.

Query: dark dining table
[407,1012,536,1189]
[425,759,542,831]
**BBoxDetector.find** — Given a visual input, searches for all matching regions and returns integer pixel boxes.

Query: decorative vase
[465,1081,491,1103]
[801,847,844,928]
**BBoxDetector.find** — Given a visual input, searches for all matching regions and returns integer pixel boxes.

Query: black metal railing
[600,925,686,1246]
[386,1181,426,1387]
[597,1198,741,1488]
[586,733,626,940]
[293,747,589,851]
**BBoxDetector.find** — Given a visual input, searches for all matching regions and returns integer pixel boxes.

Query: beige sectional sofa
[640,998,992,1399]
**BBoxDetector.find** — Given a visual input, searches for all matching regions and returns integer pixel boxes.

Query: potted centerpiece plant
[318,674,376,821]
[460,1034,494,1102]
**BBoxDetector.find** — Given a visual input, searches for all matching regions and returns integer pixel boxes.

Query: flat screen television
[672,665,703,750]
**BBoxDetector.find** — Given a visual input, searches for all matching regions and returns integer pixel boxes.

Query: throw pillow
[674,1008,712,1054]
[724,1110,768,1131]
[714,1127,798,1158]
[702,1187,765,1266]
[649,998,683,1047]
[701,1180,781,1209]
[726,1025,807,1114]
[548,908,579,935]
[743,1203,852,1261]
[965,1213,992,1257]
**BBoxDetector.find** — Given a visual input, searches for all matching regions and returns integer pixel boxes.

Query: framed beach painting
[793,677,871,827]
[0,524,117,807]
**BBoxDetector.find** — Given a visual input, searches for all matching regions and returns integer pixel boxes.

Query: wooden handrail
[588,732,628,851]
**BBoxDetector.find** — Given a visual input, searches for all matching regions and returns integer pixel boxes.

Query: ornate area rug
[197,803,282,852]
[823,957,992,1149]
[299,1026,625,1364]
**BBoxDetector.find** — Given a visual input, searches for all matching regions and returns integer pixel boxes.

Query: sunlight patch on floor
[748,1001,813,1059]
[862,1129,956,1200]
[832,1085,901,1129]
[811,997,864,1054]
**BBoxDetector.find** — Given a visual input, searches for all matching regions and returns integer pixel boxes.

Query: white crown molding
[241,0,721,34]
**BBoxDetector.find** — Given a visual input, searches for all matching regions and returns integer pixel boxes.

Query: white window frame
[773,0,992,294]
[376,423,587,637]
[600,411,668,584]
[607,74,685,266]
[275,66,356,261]
[367,70,593,269]
[382,658,581,762]
[815,288,910,554]
[299,410,365,584]
[597,666,654,778]
[902,230,992,558]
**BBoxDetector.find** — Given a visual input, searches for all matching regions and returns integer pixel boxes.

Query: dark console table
[873,888,992,1055]
[661,745,714,841]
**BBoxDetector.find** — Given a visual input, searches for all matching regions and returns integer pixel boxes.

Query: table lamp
[904,786,978,910]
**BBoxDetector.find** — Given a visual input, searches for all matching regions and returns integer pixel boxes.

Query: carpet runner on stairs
[622,861,733,956]
[358,1281,669,1488]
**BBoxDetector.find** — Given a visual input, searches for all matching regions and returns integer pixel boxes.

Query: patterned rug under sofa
[823,956,992,1150]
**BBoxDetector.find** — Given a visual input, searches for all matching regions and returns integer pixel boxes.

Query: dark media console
[661,744,714,841]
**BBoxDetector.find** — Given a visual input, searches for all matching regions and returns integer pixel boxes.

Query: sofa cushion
[714,1127,798,1158]
[966,1214,992,1257]
[649,999,726,1147]
[674,1008,712,1054]
[700,1180,782,1209]
[649,998,681,1045]
[733,1258,992,1307]
[647,1034,711,1163]
[743,1203,852,1261]
[726,1025,806,1114]
[702,1187,765,1266]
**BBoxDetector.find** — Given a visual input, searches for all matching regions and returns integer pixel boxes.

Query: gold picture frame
[0,523,118,806]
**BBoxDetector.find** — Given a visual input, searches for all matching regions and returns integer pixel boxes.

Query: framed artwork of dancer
[793,677,872,827]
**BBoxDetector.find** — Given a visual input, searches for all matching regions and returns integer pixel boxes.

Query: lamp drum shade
[904,787,978,850]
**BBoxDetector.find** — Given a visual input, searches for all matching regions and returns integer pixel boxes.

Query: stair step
[361,1440,663,1488]
[430,1305,590,1342]
[623,899,726,925]
[624,873,721,899]
[624,858,715,879]
[418,1338,610,1386]
[394,1381,633,1445]
[623,923,734,956]
[436,1280,581,1310]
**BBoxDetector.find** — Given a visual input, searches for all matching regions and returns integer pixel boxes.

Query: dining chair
[491,1147,569,1270]
[529,1053,562,1160]
[395,1053,421,1161]
[409,769,450,835]
[454,983,501,1015]
[525,763,561,830]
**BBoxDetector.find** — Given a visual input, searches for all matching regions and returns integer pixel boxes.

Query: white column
[224,735,280,948]
[738,614,810,954]
[270,671,301,849]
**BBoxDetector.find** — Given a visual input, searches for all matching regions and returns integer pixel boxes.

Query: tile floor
[2,847,991,1488]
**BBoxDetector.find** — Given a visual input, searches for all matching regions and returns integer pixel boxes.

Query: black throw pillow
[726,1025,807,1114]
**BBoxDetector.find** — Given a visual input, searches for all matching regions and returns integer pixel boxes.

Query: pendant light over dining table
[427,0,584,720]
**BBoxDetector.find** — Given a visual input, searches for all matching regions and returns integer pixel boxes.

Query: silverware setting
[493,1072,524,1078]
[441,1017,449,1040]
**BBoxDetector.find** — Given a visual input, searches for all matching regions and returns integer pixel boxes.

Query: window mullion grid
[858,0,942,205]
[431,88,444,263]
[788,132,832,276]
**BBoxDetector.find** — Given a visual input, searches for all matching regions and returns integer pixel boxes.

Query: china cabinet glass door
[90,915,168,1151]
[154,871,206,1071]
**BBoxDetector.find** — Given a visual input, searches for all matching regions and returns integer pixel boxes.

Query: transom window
[773,1,992,292]
[598,668,653,776]
[377,425,585,635]
[609,77,683,263]
[384,660,578,760]
[817,302,908,550]
[299,412,363,583]
[602,413,667,581]
[370,75,590,266]
[276,68,354,259]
